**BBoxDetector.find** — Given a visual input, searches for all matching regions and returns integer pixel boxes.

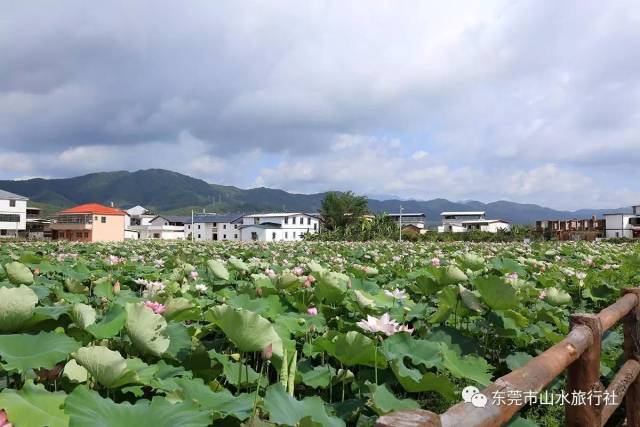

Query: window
[234,234,238,239]
[84,232,89,238]
[213,233,218,240]
[307,217,311,225]
[0,230,6,236]
[223,234,227,239]
[292,217,296,225]
[76,232,82,238]
[153,233,160,239]
[285,232,288,239]
[95,216,98,221]
[284,217,288,224]
[0,214,20,222]
[272,232,276,239]
[101,216,107,223]
[198,234,201,239]
[251,232,258,240]
[197,224,201,229]
[223,224,227,229]
[234,224,238,229]
[313,223,317,230]
[9,200,15,207]
[213,222,217,227]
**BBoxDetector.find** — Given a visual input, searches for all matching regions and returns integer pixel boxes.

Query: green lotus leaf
[354,290,376,309]
[458,285,485,313]
[0,381,69,427]
[440,266,468,285]
[460,253,485,271]
[171,377,254,420]
[71,303,97,329]
[366,382,419,415]
[298,363,335,389]
[0,285,38,332]
[206,304,283,361]
[164,297,198,322]
[72,346,139,388]
[0,331,80,373]
[331,331,387,368]
[440,344,493,386]
[316,271,349,303]
[207,259,230,280]
[277,270,300,289]
[4,261,34,285]
[229,256,250,272]
[545,287,572,306]
[64,385,211,427]
[86,304,127,339]
[473,276,519,310]
[63,359,88,383]
[125,303,170,356]
[263,384,345,427]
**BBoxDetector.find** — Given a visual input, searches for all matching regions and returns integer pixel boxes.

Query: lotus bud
[34,267,40,276]
[113,281,121,294]
[309,324,316,333]
[256,287,263,297]
[262,343,273,360]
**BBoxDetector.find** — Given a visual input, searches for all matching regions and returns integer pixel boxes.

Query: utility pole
[399,205,403,242]
[191,209,194,242]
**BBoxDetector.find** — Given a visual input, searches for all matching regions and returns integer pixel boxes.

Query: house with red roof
[50,203,126,242]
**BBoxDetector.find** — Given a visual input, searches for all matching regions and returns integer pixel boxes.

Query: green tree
[319,191,369,230]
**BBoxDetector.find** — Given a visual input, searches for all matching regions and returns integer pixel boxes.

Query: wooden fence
[376,288,640,427]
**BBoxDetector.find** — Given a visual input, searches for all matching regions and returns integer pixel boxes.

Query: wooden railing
[377,288,640,427]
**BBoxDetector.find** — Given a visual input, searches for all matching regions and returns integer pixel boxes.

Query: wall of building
[91,214,125,241]
[0,199,27,236]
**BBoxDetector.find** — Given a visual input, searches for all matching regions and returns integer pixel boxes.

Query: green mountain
[0,169,629,224]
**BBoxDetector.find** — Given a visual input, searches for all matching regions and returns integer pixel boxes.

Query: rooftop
[240,222,282,229]
[441,211,486,216]
[0,189,28,201]
[244,212,314,218]
[59,203,125,216]
[193,213,244,223]
[388,213,426,217]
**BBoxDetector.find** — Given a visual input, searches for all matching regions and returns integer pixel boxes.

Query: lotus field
[0,240,639,426]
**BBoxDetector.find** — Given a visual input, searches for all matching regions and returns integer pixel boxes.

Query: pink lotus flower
[190,271,199,280]
[113,281,121,294]
[357,313,414,336]
[538,290,547,300]
[262,343,273,360]
[307,307,318,316]
[430,257,441,267]
[154,259,165,268]
[506,272,518,282]
[144,301,166,315]
[0,410,12,427]
[265,268,277,279]
[293,266,304,276]
[108,255,123,265]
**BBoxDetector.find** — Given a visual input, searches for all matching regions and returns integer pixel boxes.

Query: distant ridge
[0,169,632,224]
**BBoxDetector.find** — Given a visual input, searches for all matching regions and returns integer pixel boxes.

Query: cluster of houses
[2,187,640,242]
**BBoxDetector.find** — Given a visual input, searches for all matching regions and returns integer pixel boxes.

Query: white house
[604,205,640,238]
[438,211,510,233]
[185,213,243,241]
[0,189,28,238]
[240,213,320,242]
[136,215,188,240]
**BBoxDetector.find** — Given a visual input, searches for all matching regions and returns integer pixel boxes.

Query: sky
[1,1,639,210]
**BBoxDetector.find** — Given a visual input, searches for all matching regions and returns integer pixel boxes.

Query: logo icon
[462,386,487,408]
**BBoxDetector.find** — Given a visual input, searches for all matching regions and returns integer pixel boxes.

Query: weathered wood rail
[377,288,640,427]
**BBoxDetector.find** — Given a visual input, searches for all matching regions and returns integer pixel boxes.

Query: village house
[24,206,51,239]
[185,213,243,241]
[437,211,510,233]
[50,203,125,242]
[604,205,640,239]
[388,212,427,230]
[0,189,28,238]
[136,215,189,240]
[240,213,320,242]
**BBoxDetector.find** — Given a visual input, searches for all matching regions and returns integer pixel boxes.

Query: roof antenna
[110,201,114,208]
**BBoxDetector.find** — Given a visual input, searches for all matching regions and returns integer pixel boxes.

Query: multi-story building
[604,205,640,238]
[0,189,28,238]
[136,215,188,240]
[535,216,604,241]
[50,203,126,242]
[240,213,320,241]
[387,212,426,230]
[185,213,243,241]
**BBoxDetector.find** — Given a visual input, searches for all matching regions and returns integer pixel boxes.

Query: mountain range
[0,169,632,224]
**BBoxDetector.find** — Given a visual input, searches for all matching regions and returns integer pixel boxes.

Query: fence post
[565,313,603,427]
[376,409,442,427]
[623,288,640,427]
